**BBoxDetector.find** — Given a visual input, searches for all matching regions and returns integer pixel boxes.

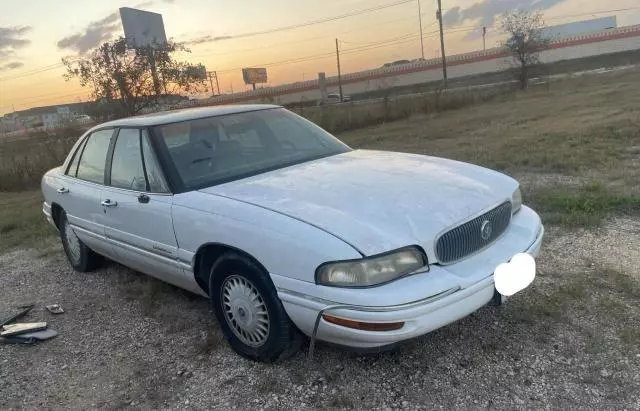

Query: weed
[618,327,640,347]
[195,330,222,354]
[0,222,18,234]
[256,378,278,394]
[0,126,84,191]
[0,190,55,251]
[585,331,608,354]
[529,183,640,227]
[327,394,355,409]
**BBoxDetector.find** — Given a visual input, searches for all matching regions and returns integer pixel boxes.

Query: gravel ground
[1,219,639,410]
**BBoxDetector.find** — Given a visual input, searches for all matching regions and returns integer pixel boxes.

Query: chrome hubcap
[221,275,270,347]
[64,219,81,263]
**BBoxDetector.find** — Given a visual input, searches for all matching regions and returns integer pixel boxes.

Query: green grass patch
[618,326,640,348]
[529,182,640,227]
[513,266,638,325]
[0,190,56,252]
[482,123,640,174]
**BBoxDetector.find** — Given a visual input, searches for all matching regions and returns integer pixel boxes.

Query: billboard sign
[119,7,167,48]
[242,68,268,84]
[186,64,207,80]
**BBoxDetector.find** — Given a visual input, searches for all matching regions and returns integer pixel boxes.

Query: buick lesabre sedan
[42,105,544,361]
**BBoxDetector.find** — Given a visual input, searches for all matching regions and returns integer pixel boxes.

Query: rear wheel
[209,252,301,362]
[59,211,102,272]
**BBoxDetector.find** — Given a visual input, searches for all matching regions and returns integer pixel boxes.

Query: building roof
[15,101,89,116]
[95,104,282,129]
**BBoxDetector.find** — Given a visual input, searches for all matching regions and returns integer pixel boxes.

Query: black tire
[209,252,301,362]
[59,211,102,272]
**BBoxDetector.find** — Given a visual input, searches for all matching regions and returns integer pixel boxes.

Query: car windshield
[153,108,350,190]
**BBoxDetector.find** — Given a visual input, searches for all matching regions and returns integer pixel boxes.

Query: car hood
[199,150,517,261]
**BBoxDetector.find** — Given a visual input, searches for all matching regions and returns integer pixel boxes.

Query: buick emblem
[480,220,493,241]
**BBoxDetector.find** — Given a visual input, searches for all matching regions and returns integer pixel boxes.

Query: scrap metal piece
[1,322,47,337]
[0,304,35,326]
[46,304,65,314]
[0,329,58,345]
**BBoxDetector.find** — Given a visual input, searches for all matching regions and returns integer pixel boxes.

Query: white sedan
[41,105,543,362]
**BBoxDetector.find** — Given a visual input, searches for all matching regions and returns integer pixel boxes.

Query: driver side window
[110,129,147,191]
[109,128,170,193]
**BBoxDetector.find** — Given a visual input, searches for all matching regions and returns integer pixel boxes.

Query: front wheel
[209,253,301,362]
[59,211,102,272]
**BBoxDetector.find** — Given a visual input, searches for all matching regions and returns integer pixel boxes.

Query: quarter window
[66,137,88,177]
[76,129,113,184]
[110,129,147,191]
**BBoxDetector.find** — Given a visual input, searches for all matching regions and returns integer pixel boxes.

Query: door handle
[138,194,150,204]
[101,199,117,207]
[57,187,69,194]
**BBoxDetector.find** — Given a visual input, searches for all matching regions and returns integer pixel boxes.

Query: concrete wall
[201,24,640,107]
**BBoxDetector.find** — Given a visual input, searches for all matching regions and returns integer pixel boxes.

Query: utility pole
[418,0,425,59]
[207,71,220,96]
[335,38,344,102]
[483,26,487,51]
[147,49,162,97]
[436,0,448,89]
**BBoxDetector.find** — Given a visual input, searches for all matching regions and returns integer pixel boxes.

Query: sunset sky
[1,0,639,115]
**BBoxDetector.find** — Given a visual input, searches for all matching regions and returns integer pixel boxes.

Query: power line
[208,0,415,41]
[0,27,492,104]
[1,1,417,85]
[6,87,88,104]
[215,30,445,74]
[0,63,66,82]
[5,5,639,106]
[6,5,637,85]
[341,31,422,47]
[193,14,437,58]
[0,90,90,111]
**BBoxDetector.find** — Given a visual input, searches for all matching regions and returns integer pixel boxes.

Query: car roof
[92,104,282,129]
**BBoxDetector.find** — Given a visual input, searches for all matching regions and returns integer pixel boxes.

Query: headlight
[512,187,522,214]
[316,247,428,287]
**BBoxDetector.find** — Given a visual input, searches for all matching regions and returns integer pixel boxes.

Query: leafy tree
[501,10,550,90]
[63,37,206,117]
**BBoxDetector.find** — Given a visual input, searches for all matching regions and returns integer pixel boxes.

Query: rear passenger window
[76,129,113,184]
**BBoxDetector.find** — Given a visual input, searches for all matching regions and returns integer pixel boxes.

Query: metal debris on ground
[1,322,48,337]
[0,304,35,326]
[0,329,58,345]
[0,304,59,345]
[46,304,65,314]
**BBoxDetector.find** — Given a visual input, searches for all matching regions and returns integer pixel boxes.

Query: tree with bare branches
[501,10,550,90]
[63,37,206,118]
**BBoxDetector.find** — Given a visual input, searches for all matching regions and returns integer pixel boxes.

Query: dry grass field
[1,67,639,409]
[340,67,640,226]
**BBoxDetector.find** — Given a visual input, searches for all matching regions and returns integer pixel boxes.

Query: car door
[52,128,115,258]
[101,128,197,291]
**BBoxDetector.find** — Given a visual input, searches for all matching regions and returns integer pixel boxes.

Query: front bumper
[42,202,57,230]
[278,210,544,349]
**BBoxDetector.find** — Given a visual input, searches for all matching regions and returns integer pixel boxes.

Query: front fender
[172,191,362,283]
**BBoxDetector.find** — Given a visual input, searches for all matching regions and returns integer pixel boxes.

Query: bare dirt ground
[1,69,640,410]
[1,220,639,410]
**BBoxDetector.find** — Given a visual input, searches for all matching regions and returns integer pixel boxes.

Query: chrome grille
[435,202,512,264]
